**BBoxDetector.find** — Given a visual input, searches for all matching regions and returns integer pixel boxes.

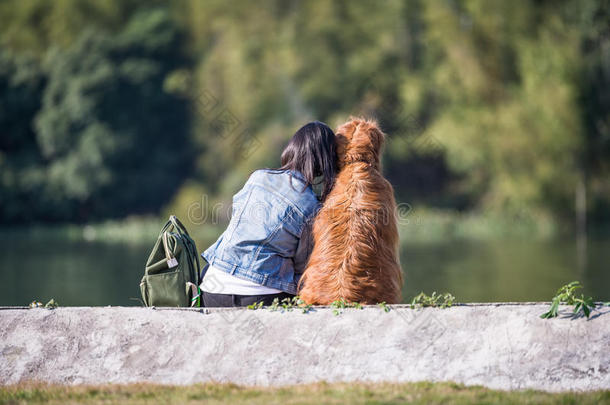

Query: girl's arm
[294,221,314,278]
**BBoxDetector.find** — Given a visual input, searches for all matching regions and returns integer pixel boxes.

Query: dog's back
[299,118,403,305]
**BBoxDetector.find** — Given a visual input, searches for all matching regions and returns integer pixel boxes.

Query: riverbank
[3,208,601,246]
[1,304,609,392]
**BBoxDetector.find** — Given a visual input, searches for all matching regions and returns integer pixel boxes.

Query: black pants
[202,291,295,307]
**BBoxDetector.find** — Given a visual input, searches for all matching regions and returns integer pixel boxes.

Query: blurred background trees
[0,0,608,232]
[1,5,193,221]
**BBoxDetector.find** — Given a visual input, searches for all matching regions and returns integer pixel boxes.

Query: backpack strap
[169,215,190,236]
[168,215,201,281]
[156,216,189,239]
[186,282,200,307]
[162,231,178,268]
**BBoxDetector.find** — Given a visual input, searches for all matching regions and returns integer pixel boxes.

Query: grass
[1,382,608,405]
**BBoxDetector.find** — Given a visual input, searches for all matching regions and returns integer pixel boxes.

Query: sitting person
[199,121,338,307]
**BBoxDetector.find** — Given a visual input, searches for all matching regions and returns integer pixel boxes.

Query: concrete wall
[0,304,609,392]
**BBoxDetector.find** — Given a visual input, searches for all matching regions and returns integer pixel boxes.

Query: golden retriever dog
[298,117,403,305]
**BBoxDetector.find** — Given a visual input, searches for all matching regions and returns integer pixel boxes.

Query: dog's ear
[335,121,357,165]
[367,122,385,156]
[336,133,350,160]
[350,120,385,163]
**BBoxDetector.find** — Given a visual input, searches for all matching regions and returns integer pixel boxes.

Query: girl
[200,121,337,307]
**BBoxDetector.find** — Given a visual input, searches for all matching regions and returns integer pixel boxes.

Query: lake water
[1,235,608,306]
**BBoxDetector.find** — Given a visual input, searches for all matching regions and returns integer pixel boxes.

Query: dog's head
[335,117,385,169]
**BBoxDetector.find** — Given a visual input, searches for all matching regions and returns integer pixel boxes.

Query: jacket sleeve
[293,218,314,277]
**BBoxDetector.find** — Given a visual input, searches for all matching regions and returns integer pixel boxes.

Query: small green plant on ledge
[247,296,313,314]
[377,301,391,312]
[247,301,264,310]
[410,292,455,309]
[330,299,363,315]
[247,294,462,315]
[540,281,597,319]
[29,299,58,309]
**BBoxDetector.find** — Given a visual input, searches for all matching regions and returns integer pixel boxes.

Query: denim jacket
[202,169,320,294]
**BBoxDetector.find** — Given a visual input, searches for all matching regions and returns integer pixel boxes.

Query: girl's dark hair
[278,121,337,200]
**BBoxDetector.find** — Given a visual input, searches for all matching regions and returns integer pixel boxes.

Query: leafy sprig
[377,301,391,312]
[247,296,312,313]
[410,292,455,309]
[28,299,59,309]
[246,301,264,310]
[330,299,363,315]
[540,281,596,319]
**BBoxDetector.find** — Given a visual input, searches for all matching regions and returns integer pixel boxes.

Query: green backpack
[140,215,202,307]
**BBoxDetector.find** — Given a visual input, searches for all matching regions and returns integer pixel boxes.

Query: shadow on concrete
[558,303,610,321]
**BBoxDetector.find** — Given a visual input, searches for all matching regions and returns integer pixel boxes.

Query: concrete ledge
[1,304,609,392]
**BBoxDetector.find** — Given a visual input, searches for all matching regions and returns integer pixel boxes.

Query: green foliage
[540,281,597,319]
[32,8,193,220]
[578,1,610,223]
[249,296,312,314]
[299,301,313,314]
[0,50,46,222]
[1,0,610,226]
[268,298,280,312]
[0,0,164,52]
[44,298,58,309]
[410,292,455,309]
[330,299,363,316]
[246,301,264,310]
[28,298,58,308]
[176,0,610,225]
[377,302,391,313]
[0,6,194,223]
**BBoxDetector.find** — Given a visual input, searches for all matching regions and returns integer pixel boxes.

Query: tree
[578,0,610,224]
[31,8,194,221]
[0,50,46,222]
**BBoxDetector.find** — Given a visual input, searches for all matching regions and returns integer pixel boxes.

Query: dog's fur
[298,118,403,305]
